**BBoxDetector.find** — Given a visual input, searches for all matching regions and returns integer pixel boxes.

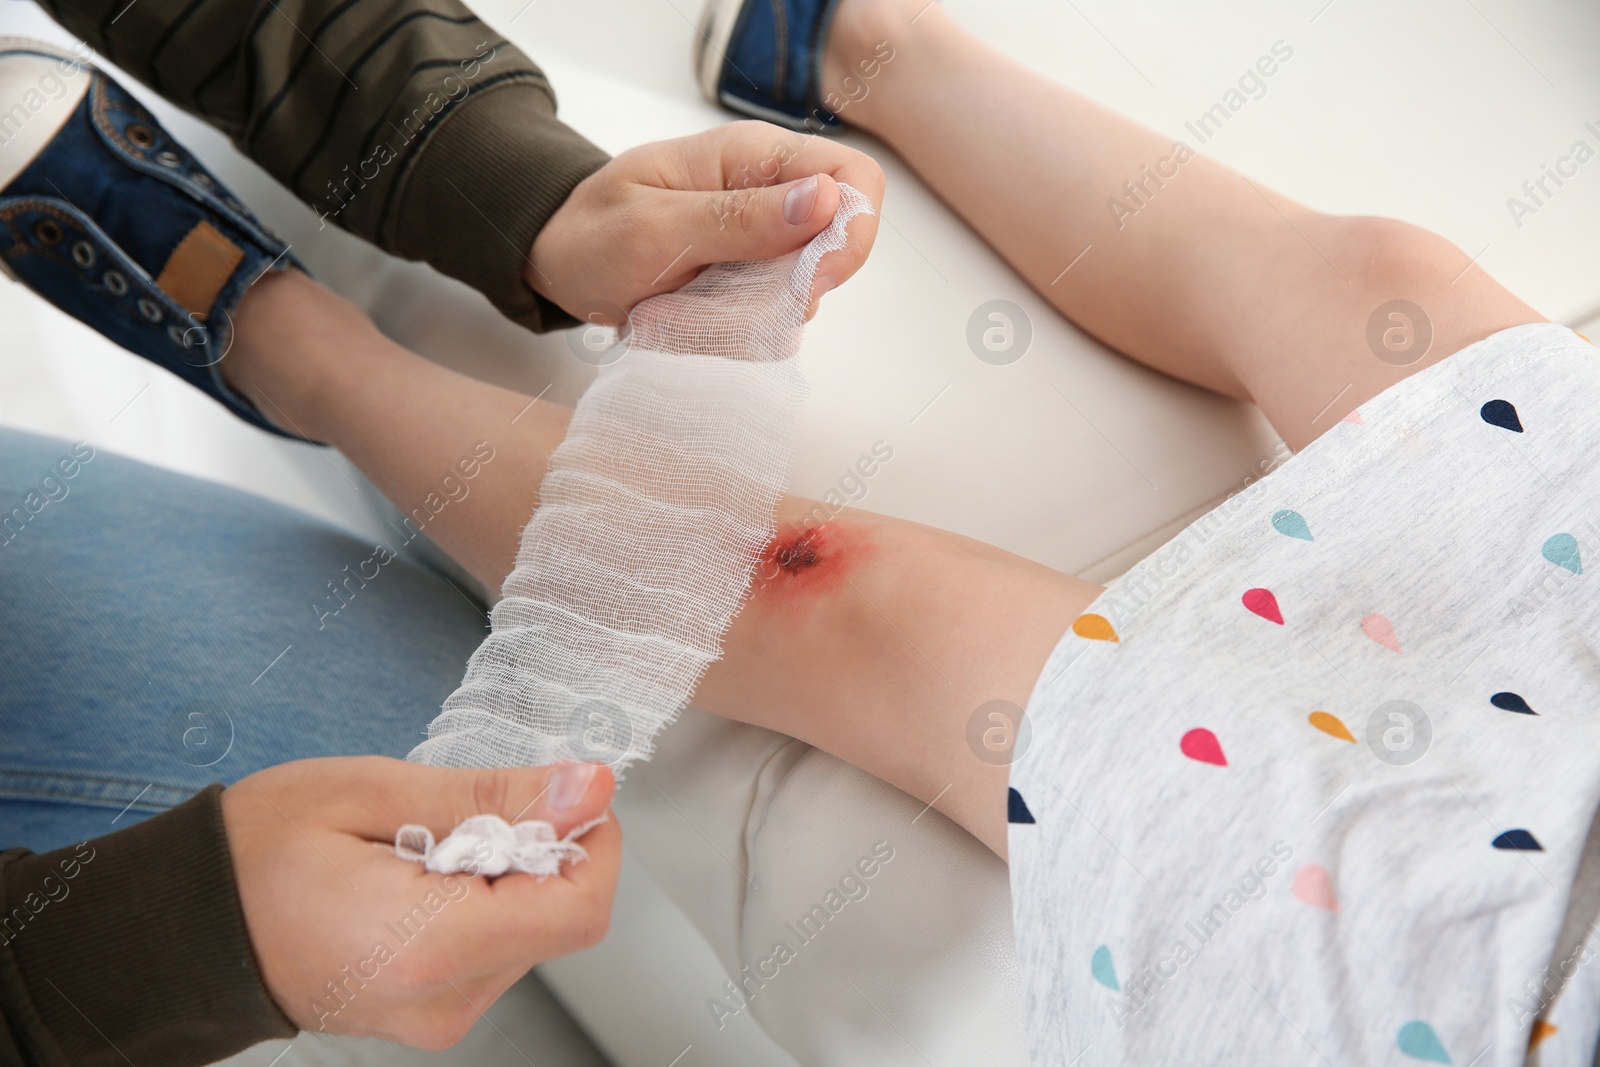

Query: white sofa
[3,1,1597,1065]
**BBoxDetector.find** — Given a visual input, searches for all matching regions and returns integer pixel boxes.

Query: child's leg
[226,271,1096,857]
[228,270,572,589]
[823,0,1545,448]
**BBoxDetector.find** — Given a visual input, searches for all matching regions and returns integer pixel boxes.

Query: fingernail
[547,762,598,812]
[784,175,820,225]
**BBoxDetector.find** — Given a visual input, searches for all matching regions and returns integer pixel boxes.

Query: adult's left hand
[221,756,620,1047]
[527,121,884,324]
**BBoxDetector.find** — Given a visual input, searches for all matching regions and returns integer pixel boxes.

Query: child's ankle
[819,0,936,135]
[223,269,358,441]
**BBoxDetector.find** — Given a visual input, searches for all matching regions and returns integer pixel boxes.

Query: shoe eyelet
[193,173,214,188]
[126,123,156,149]
[33,219,63,245]
[137,298,163,323]
[156,149,182,167]
[103,270,128,296]
[71,241,96,268]
[168,323,208,349]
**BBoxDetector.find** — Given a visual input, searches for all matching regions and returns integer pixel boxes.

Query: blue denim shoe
[0,38,306,439]
[695,0,845,132]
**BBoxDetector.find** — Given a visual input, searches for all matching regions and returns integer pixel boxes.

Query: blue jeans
[0,428,488,851]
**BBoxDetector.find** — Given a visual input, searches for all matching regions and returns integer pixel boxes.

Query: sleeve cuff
[0,786,296,1067]
[391,77,611,333]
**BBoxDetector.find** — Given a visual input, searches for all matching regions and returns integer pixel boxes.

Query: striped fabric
[40,0,611,329]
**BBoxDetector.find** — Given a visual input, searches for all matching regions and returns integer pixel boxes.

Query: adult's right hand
[220,756,619,1048]
[527,120,885,324]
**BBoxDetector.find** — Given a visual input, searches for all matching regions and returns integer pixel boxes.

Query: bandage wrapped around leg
[409,185,873,774]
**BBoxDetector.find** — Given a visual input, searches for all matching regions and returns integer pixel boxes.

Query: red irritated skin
[749,521,876,605]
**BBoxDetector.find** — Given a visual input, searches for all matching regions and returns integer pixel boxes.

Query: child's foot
[0,38,306,439]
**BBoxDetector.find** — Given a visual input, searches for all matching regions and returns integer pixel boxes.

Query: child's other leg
[825,1,1544,448]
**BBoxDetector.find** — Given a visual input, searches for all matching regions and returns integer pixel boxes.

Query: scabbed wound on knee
[753,522,872,601]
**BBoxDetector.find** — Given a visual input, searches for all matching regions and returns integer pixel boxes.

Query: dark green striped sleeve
[37,0,610,331]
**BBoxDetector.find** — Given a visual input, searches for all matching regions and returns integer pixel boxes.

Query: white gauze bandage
[394,814,607,878]
[409,184,873,775]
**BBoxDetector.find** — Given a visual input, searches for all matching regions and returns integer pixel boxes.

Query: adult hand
[528,120,885,324]
[220,756,619,1049]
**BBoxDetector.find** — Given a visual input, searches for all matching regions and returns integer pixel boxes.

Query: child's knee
[1327,215,1465,296]
[1325,213,1542,358]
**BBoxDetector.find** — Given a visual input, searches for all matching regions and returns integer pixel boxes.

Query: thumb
[343,758,616,843]
[439,762,615,839]
[683,172,844,274]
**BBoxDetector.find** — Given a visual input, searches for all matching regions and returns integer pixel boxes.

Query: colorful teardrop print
[1490,692,1536,715]
[1341,409,1364,424]
[1308,711,1355,742]
[1292,864,1339,911]
[1271,509,1314,541]
[1481,399,1522,433]
[1529,1020,1558,1049]
[1072,613,1119,642]
[1542,533,1582,575]
[1361,613,1402,653]
[1090,945,1120,991]
[1397,1020,1452,1063]
[1493,829,1542,851]
[1180,728,1227,767]
[1242,587,1283,625]
[1008,787,1035,825]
